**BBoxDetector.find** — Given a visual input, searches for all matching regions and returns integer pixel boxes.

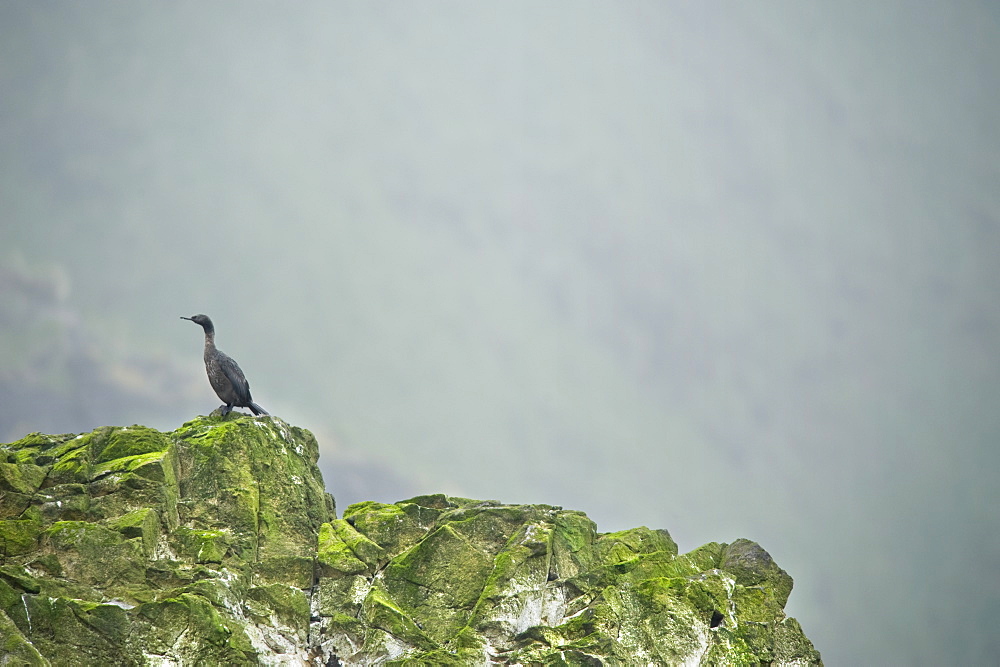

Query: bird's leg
[220,404,232,416]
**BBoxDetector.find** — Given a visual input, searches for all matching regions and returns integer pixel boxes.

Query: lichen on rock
[0,419,821,665]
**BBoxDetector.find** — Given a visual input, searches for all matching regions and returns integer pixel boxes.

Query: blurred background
[2,2,998,664]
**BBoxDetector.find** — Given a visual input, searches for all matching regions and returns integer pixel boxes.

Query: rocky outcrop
[0,417,821,665]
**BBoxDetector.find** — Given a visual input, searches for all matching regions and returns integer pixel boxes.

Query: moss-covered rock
[0,415,333,664]
[0,419,820,665]
[318,518,386,577]
[109,507,162,557]
[318,496,822,665]
[0,518,43,556]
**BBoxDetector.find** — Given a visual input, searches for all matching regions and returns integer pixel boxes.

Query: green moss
[245,583,310,638]
[47,444,92,485]
[318,518,387,578]
[17,595,139,665]
[468,521,552,625]
[397,493,466,510]
[445,505,529,555]
[720,538,794,608]
[51,432,100,459]
[42,521,146,595]
[701,630,761,665]
[0,607,46,666]
[0,566,41,595]
[31,482,90,523]
[605,585,701,661]
[174,460,259,555]
[0,491,33,521]
[342,502,408,548]
[344,501,439,555]
[449,624,487,651]
[90,450,169,481]
[73,600,132,641]
[626,549,709,581]
[171,527,230,564]
[86,473,162,525]
[631,575,718,626]
[596,525,677,564]
[108,507,161,557]
[317,521,370,576]
[157,446,180,530]
[84,444,179,531]
[0,418,345,662]
[254,555,315,589]
[773,616,823,663]
[18,504,42,523]
[0,420,821,665]
[385,647,473,666]
[550,511,598,579]
[137,592,258,663]
[180,593,230,641]
[668,542,726,577]
[243,422,333,560]
[507,621,615,663]
[0,461,47,495]
[317,574,369,617]
[0,576,29,627]
[361,584,435,650]
[324,610,364,634]
[1,432,79,466]
[384,523,497,641]
[45,520,113,544]
[168,416,332,569]
[109,506,156,537]
[0,518,42,556]
[27,553,63,577]
[93,426,172,463]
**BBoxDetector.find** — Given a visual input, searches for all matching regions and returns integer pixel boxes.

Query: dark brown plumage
[181,314,268,416]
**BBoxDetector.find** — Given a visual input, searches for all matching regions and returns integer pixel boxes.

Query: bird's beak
[180,316,192,321]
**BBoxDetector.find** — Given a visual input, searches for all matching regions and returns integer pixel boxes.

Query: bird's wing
[219,353,253,405]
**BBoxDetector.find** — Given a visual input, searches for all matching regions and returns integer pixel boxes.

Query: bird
[181,314,268,416]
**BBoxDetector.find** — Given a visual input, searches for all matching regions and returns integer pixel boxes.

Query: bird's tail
[249,402,269,416]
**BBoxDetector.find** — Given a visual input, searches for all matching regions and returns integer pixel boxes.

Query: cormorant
[181,314,268,416]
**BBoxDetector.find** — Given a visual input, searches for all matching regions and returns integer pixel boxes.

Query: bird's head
[181,314,215,335]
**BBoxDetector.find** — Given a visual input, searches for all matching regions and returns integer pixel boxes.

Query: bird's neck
[203,330,217,350]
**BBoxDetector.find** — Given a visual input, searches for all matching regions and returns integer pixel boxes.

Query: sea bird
[181,314,268,416]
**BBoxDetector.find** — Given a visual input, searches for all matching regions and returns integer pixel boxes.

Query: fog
[2,3,998,664]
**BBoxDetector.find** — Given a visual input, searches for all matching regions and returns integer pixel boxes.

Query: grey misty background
[1,2,997,664]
